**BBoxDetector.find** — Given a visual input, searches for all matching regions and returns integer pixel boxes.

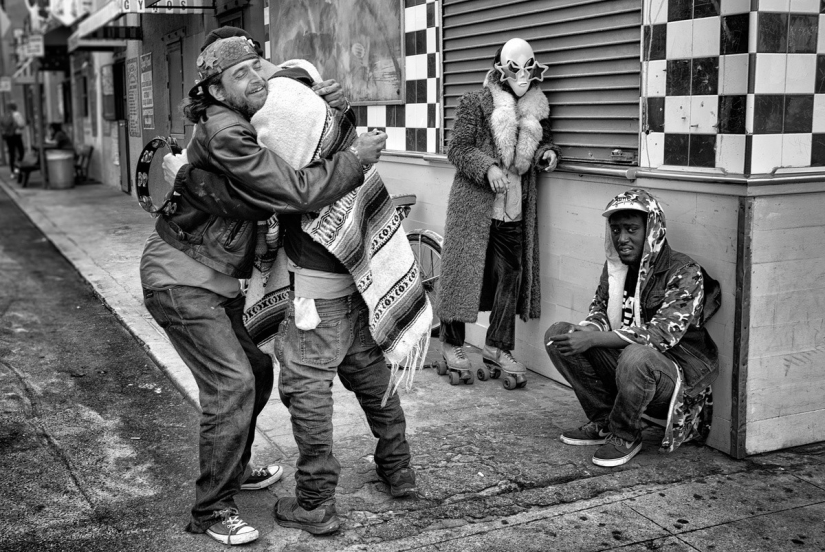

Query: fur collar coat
[437,71,560,324]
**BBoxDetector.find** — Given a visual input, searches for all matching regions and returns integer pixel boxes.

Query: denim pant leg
[143,287,261,532]
[483,220,523,350]
[223,293,274,473]
[544,322,621,425]
[337,297,411,476]
[277,296,351,510]
[609,344,677,442]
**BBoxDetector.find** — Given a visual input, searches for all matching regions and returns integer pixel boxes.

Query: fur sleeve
[532,116,562,167]
[447,92,498,187]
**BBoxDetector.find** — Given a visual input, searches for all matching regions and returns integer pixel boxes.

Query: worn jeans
[276,292,411,510]
[544,322,677,442]
[143,286,273,532]
[442,219,523,351]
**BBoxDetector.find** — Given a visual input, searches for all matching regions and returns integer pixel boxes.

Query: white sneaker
[205,508,259,545]
[240,463,283,490]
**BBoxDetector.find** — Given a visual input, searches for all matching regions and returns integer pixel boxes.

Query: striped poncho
[243,60,432,400]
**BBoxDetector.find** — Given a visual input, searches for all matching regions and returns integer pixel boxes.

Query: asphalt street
[0,186,273,551]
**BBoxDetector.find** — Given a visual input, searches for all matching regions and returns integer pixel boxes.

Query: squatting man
[545,189,721,468]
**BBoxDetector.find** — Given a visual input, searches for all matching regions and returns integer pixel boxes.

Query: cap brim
[602,205,648,218]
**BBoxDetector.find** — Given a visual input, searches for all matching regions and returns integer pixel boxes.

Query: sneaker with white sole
[559,421,610,446]
[592,434,643,467]
[205,508,259,545]
[241,463,284,490]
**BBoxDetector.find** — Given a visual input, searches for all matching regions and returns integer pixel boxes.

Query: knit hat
[189,36,260,97]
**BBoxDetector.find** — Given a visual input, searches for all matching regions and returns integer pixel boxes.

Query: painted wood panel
[746,194,825,454]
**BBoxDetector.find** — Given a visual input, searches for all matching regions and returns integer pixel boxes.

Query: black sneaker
[205,508,259,545]
[241,464,283,490]
[592,434,643,467]
[559,421,610,445]
[376,465,417,497]
[273,497,340,535]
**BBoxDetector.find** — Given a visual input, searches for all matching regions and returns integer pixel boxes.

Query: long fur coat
[437,71,560,324]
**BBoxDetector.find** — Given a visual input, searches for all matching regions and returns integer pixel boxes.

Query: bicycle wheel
[407,229,442,336]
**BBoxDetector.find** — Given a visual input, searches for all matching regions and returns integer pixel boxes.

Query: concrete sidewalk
[3,172,825,551]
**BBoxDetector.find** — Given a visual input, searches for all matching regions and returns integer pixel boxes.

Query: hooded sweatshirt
[583,189,721,451]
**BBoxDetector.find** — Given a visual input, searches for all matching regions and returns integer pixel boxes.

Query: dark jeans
[4,135,23,171]
[442,219,523,350]
[544,322,677,442]
[276,292,411,510]
[143,286,273,532]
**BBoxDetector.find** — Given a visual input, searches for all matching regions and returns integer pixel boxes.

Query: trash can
[46,149,75,189]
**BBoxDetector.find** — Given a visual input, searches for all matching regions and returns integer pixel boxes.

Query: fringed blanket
[242,60,432,401]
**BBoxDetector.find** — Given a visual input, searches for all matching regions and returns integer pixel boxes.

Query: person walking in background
[545,189,721,468]
[1,102,25,175]
[437,38,560,388]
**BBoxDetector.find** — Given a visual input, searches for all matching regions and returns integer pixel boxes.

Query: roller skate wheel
[477,366,490,381]
[516,376,527,389]
[503,375,518,390]
[462,370,474,385]
[436,360,448,376]
[448,371,461,385]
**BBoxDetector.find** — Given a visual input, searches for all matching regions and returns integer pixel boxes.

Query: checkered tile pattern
[354,0,442,153]
[641,0,825,174]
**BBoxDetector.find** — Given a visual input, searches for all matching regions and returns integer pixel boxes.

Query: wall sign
[126,57,141,137]
[140,53,154,129]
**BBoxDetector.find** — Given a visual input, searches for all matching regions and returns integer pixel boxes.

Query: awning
[12,57,33,79]
[12,58,35,84]
[75,0,123,38]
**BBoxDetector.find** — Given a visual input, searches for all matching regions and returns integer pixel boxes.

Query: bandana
[189,36,259,97]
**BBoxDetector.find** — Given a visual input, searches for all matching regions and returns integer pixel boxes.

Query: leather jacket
[155,103,364,278]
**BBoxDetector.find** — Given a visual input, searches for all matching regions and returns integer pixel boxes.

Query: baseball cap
[188,36,279,98]
[601,192,650,218]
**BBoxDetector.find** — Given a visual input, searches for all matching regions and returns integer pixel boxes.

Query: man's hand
[163,149,189,186]
[541,150,559,172]
[351,130,387,164]
[547,324,599,356]
[487,164,508,193]
[312,80,348,111]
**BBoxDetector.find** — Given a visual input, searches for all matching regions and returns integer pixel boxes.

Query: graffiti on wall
[270,0,403,105]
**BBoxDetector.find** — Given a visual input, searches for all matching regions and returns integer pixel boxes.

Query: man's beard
[222,94,260,120]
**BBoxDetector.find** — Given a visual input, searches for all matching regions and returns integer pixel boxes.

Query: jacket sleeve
[582,263,610,330]
[615,263,705,353]
[178,122,364,219]
[447,92,498,188]
[532,116,562,168]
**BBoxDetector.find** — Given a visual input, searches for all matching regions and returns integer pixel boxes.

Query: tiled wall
[640,0,825,175]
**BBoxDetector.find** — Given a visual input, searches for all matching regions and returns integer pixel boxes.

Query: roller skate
[434,343,475,385]
[481,345,526,390]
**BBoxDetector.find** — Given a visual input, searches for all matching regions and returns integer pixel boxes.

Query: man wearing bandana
[142,29,386,545]
[437,38,561,388]
[545,189,721,467]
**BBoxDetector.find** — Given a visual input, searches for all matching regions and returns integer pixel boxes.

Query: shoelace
[250,467,268,477]
[581,421,603,433]
[501,350,517,364]
[223,515,248,532]
[453,346,467,359]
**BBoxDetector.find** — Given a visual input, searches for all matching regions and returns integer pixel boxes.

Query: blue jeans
[544,322,677,442]
[143,286,273,532]
[276,292,411,510]
[442,219,523,350]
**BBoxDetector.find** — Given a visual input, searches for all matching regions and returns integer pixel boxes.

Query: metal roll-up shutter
[442,0,641,164]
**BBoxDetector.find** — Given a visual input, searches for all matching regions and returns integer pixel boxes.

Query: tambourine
[135,136,182,216]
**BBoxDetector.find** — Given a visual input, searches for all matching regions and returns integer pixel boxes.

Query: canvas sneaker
[559,421,610,446]
[592,434,643,467]
[241,463,284,490]
[205,508,259,545]
[273,497,340,535]
[376,465,417,497]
